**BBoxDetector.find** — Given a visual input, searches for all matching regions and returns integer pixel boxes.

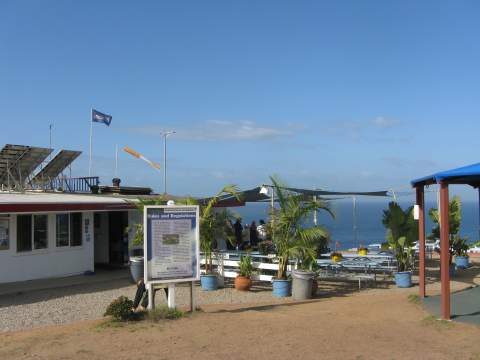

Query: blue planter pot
[449,263,456,276]
[129,257,144,283]
[394,271,412,288]
[272,279,292,297]
[455,256,469,269]
[200,274,218,291]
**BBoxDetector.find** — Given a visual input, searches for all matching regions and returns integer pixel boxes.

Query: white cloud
[323,116,402,141]
[372,116,398,129]
[128,120,292,141]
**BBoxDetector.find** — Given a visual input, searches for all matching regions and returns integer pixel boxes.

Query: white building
[0,192,141,284]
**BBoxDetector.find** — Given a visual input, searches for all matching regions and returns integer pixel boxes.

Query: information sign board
[144,205,200,284]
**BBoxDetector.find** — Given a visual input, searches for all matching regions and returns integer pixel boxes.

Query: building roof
[0,191,135,213]
[411,162,480,187]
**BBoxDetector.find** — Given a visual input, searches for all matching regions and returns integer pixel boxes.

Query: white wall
[0,212,94,284]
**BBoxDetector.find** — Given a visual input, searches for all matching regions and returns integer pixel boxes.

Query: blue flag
[92,109,112,126]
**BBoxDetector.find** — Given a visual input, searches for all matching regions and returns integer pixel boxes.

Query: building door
[108,211,128,265]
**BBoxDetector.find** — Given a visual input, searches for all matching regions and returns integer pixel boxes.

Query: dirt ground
[3,257,480,360]
[2,285,480,360]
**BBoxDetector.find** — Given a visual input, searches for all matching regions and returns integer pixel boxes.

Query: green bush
[104,296,134,321]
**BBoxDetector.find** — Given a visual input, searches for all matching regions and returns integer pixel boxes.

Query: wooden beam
[439,181,451,320]
[416,186,426,298]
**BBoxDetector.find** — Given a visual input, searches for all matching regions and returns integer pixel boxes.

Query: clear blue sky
[1,1,479,199]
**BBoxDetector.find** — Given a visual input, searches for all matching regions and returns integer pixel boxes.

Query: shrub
[104,296,134,321]
[258,240,275,255]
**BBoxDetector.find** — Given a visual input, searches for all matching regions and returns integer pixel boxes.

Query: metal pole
[353,196,358,249]
[115,144,118,178]
[478,188,480,242]
[313,195,318,225]
[88,109,93,177]
[49,124,53,160]
[163,133,167,194]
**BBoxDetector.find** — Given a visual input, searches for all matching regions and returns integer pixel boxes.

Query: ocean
[231,199,480,250]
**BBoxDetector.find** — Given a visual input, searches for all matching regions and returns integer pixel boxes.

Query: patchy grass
[96,306,184,332]
[421,315,454,330]
[145,306,185,322]
[408,294,421,305]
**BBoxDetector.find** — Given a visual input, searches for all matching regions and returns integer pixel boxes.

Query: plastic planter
[129,256,144,283]
[358,249,368,256]
[394,271,412,288]
[200,274,218,291]
[455,256,469,269]
[292,270,315,300]
[449,263,456,276]
[272,279,292,297]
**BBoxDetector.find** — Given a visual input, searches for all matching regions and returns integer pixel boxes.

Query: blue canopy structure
[411,162,480,187]
[412,161,480,321]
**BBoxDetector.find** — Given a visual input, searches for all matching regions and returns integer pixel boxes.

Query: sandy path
[2,286,480,360]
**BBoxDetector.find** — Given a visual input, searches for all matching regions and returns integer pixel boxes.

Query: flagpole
[115,144,118,178]
[89,109,93,177]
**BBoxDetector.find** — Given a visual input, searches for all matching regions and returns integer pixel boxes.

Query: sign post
[144,205,200,310]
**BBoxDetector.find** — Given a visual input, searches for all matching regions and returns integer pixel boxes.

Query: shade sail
[411,162,480,187]
[198,186,390,207]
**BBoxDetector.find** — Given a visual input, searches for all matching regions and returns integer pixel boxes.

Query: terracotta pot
[235,275,252,291]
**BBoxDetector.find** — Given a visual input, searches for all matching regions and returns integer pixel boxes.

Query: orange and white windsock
[123,146,161,171]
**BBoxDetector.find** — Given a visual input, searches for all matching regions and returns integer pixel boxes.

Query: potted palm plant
[198,185,240,291]
[452,235,469,269]
[270,176,333,298]
[428,196,465,275]
[382,202,416,288]
[235,255,253,291]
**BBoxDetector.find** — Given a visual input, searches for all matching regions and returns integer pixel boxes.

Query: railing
[50,176,100,193]
[200,252,295,282]
[200,251,397,284]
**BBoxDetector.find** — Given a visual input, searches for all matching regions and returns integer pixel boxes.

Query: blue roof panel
[411,162,480,187]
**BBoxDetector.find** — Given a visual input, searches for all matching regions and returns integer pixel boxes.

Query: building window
[70,213,82,247]
[56,214,69,247]
[17,215,33,252]
[33,215,48,250]
[55,213,83,247]
[0,216,9,250]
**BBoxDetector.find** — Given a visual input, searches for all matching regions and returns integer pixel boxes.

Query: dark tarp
[201,186,389,207]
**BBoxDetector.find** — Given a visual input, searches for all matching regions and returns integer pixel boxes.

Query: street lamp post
[162,131,176,194]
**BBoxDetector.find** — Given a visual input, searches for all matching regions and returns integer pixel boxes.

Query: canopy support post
[439,181,450,320]
[416,186,426,298]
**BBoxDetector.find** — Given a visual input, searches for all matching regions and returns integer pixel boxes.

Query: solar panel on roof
[0,144,52,187]
[32,150,82,184]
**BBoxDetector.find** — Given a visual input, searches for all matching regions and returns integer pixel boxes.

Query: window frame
[16,214,49,253]
[55,212,83,248]
[0,215,10,251]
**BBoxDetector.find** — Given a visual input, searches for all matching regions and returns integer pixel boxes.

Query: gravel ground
[0,276,290,333]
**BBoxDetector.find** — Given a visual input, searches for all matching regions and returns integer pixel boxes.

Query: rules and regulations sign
[144,205,200,284]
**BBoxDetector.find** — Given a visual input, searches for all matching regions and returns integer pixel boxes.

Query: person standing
[257,219,267,241]
[250,220,259,247]
[233,218,243,249]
